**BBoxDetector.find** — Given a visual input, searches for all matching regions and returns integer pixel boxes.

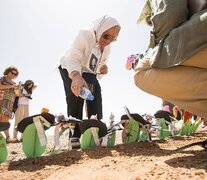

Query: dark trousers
[58,66,102,138]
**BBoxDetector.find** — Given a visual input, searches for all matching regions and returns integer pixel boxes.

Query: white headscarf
[92,15,120,42]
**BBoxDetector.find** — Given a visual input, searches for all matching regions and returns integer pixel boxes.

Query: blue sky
[0,0,162,134]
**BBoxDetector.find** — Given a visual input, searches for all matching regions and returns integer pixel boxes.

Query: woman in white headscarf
[58,15,120,144]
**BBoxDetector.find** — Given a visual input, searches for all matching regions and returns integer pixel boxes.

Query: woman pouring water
[58,15,121,145]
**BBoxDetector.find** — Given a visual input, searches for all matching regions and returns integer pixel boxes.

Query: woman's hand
[12,85,19,90]
[70,71,88,97]
[98,64,108,75]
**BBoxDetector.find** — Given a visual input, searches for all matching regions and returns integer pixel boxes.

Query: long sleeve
[60,30,86,75]
[59,29,111,78]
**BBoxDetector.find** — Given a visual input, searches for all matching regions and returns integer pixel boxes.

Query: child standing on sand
[13,80,36,142]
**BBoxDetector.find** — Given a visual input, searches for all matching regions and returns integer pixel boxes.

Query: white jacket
[60,29,111,77]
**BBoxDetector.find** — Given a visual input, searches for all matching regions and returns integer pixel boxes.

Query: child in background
[13,80,36,142]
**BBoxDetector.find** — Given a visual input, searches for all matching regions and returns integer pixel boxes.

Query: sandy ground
[0,128,207,180]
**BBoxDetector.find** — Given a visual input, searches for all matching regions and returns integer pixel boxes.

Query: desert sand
[0,128,207,180]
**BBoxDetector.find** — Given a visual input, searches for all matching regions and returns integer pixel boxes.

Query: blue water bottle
[79,87,94,101]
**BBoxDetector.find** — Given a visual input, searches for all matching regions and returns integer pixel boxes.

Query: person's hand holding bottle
[70,71,88,97]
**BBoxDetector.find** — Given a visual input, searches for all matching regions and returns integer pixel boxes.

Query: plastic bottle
[79,87,94,101]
